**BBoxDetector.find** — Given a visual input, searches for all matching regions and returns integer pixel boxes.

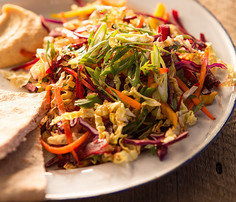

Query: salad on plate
[3,0,235,170]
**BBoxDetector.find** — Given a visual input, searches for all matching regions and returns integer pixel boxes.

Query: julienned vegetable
[16,0,234,169]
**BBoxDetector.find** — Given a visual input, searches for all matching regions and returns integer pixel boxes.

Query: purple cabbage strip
[207,63,227,70]
[123,136,165,146]
[163,131,188,146]
[175,60,227,72]
[175,60,201,72]
[123,131,188,147]
[78,117,99,137]
[44,18,63,24]
[40,15,50,33]
[123,16,137,23]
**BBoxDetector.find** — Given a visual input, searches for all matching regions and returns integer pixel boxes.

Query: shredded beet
[172,10,189,35]
[158,25,170,41]
[24,83,38,93]
[200,33,206,42]
[157,145,168,161]
[123,16,137,23]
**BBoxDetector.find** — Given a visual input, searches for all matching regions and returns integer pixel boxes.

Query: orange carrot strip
[105,87,141,110]
[195,48,209,97]
[54,86,66,115]
[54,86,80,161]
[40,132,90,155]
[45,85,52,106]
[136,15,144,28]
[159,68,169,74]
[188,49,209,109]
[175,76,215,120]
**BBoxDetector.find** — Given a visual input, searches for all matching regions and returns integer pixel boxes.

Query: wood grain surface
[66,0,236,201]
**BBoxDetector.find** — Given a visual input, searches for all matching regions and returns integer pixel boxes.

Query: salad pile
[7,0,235,169]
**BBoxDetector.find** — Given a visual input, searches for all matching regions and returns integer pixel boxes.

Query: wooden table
[74,0,236,201]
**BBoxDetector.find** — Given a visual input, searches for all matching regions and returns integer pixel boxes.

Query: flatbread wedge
[0,90,48,160]
[0,128,46,201]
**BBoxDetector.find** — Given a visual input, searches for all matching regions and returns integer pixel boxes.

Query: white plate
[0,0,235,200]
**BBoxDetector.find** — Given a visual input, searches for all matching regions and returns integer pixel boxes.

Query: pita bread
[0,90,48,160]
[0,128,46,201]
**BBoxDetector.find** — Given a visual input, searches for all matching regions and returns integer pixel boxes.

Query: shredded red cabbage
[124,131,188,147]
[40,15,50,33]
[79,139,111,159]
[44,18,63,24]
[175,60,227,72]
[163,131,188,146]
[78,117,99,137]
[123,136,164,146]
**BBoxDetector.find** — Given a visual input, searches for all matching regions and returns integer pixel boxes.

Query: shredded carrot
[159,68,169,74]
[175,76,215,120]
[54,86,80,162]
[51,4,96,19]
[54,86,66,115]
[105,86,141,110]
[160,102,178,128]
[188,48,209,109]
[40,131,90,155]
[20,49,36,59]
[136,15,144,28]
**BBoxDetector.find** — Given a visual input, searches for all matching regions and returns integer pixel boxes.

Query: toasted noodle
[0,128,46,201]
[0,90,48,160]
